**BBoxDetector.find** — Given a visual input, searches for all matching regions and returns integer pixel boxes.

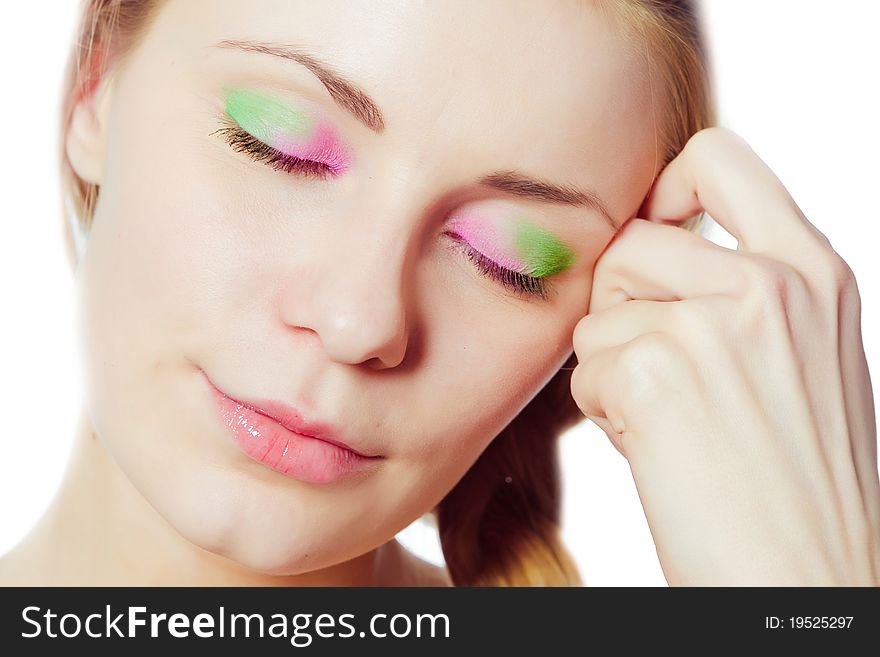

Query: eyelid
[444,231,553,301]
[212,115,337,180]
[221,88,354,174]
[447,208,577,278]
[213,92,561,299]
[223,88,311,142]
[514,222,577,278]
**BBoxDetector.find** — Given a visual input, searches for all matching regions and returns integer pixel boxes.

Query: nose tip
[279,269,410,370]
[318,305,409,369]
[277,198,420,370]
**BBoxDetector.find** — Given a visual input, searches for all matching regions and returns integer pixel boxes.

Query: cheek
[93,82,286,362]
[75,84,255,470]
[397,237,592,472]
[413,283,579,460]
[376,307,578,521]
[84,147,213,357]
[462,317,575,416]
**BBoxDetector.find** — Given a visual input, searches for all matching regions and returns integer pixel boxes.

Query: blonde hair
[60,0,716,585]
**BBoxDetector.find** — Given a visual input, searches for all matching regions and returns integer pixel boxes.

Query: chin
[143,463,378,578]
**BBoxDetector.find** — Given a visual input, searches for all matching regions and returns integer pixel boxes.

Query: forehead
[149,0,658,218]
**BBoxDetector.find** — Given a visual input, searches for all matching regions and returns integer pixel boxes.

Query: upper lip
[204,372,380,458]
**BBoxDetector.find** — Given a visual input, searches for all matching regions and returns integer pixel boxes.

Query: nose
[278,226,412,370]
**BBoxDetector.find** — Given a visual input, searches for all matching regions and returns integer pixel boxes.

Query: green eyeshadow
[223,88,313,142]
[514,222,577,277]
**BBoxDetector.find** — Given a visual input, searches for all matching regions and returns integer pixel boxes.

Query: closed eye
[444,231,553,301]
[210,115,336,180]
[211,114,555,301]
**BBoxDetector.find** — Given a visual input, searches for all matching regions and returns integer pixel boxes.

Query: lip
[201,371,382,484]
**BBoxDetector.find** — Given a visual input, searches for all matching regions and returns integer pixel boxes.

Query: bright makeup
[223,87,352,174]
[447,202,577,279]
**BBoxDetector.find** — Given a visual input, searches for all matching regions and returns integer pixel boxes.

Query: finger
[588,218,746,314]
[577,369,628,457]
[571,298,708,428]
[571,329,698,444]
[574,298,672,358]
[639,127,832,265]
[574,294,729,364]
[571,338,629,429]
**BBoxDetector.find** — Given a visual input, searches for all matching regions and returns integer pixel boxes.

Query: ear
[65,73,115,185]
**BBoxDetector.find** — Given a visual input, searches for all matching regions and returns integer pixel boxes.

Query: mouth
[199,369,383,485]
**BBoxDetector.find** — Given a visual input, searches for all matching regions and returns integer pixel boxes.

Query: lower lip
[206,379,380,484]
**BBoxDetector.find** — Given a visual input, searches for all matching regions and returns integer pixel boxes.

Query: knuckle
[668,298,720,341]
[571,313,594,351]
[741,256,803,303]
[820,249,857,292]
[725,263,753,298]
[612,332,685,403]
[736,257,803,336]
[805,224,835,251]
[571,313,598,358]
[686,126,742,160]
[810,248,862,314]
[795,229,856,290]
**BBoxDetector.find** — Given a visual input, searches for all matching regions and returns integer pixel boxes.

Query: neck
[0,407,396,586]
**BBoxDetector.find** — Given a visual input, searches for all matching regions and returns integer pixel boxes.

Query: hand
[570,127,880,585]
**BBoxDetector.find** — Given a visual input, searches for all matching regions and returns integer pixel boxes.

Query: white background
[0,2,877,586]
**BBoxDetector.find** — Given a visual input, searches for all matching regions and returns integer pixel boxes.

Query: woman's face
[72,0,658,573]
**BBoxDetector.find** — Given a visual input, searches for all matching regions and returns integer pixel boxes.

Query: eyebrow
[216,39,386,132]
[476,171,618,230]
[214,39,619,231]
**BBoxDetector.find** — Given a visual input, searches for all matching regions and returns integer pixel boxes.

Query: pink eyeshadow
[447,212,527,272]
[274,120,353,174]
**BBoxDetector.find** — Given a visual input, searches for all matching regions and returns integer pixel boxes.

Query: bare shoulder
[407,553,453,587]
[0,550,29,586]
[382,539,453,587]
[0,554,10,585]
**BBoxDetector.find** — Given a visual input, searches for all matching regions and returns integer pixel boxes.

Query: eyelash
[212,116,552,301]
[212,115,336,180]
[445,232,551,301]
